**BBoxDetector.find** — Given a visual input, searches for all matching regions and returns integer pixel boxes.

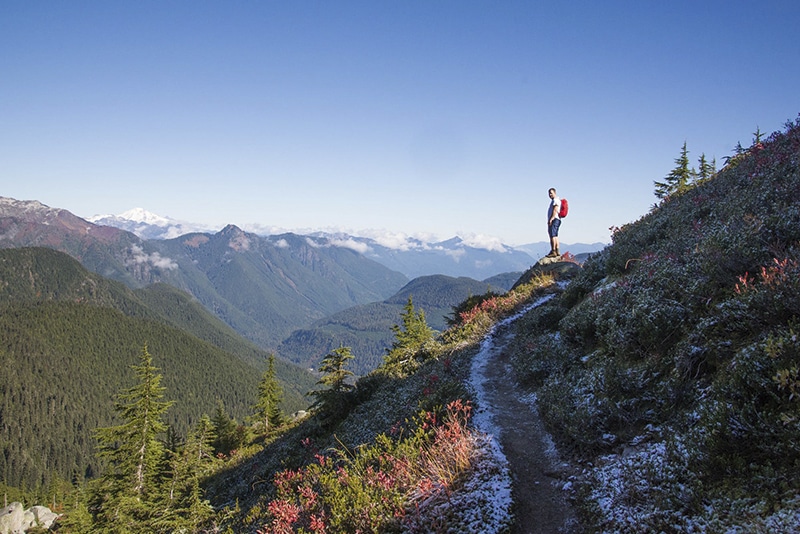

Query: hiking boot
[545,251,558,258]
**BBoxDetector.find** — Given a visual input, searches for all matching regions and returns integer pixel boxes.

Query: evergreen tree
[696,153,716,184]
[654,142,692,199]
[252,354,284,433]
[383,296,436,375]
[157,415,216,532]
[752,126,764,145]
[211,400,245,457]
[91,344,173,531]
[309,346,355,423]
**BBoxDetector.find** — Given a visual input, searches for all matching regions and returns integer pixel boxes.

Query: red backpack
[558,198,569,218]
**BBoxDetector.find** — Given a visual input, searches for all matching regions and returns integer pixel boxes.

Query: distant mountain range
[0,196,605,372]
[88,207,608,279]
[1,197,409,350]
[89,208,217,240]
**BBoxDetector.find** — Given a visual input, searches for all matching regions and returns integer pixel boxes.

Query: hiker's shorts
[548,219,561,238]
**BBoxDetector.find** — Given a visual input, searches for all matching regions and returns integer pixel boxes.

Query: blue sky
[2,1,799,246]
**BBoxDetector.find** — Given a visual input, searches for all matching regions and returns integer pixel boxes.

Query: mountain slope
[207,117,800,533]
[0,247,315,491]
[278,274,506,374]
[146,228,408,348]
[0,196,145,286]
[505,117,800,530]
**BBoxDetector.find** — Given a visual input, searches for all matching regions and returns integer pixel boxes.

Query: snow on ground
[459,294,556,534]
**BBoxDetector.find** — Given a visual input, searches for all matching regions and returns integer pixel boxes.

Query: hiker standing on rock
[547,187,561,257]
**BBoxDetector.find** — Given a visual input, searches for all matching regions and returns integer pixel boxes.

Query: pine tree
[654,142,692,199]
[252,354,284,433]
[309,346,355,423]
[157,415,216,532]
[752,126,764,146]
[91,344,173,531]
[211,400,245,457]
[383,296,436,375]
[696,153,716,184]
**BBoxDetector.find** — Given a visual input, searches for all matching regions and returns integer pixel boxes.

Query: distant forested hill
[0,247,315,491]
[146,227,408,348]
[278,274,506,374]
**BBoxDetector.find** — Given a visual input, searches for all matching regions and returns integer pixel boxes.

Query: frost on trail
[407,433,513,534]
[458,295,555,533]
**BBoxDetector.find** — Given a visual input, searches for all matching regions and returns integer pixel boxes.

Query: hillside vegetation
[279,274,506,374]
[507,116,800,530]
[0,248,315,494]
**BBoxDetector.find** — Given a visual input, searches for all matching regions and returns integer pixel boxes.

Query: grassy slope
[508,117,800,531]
[205,117,800,532]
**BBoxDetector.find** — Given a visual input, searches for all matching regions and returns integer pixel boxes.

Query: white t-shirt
[549,196,561,220]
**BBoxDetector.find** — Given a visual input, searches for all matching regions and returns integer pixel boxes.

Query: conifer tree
[309,346,355,422]
[696,153,716,184]
[91,344,173,530]
[252,354,284,433]
[211,400,245,457]
[158,415,216,531]
[752,126,764,145]
[383,296,436,375]
[654,142,692,199]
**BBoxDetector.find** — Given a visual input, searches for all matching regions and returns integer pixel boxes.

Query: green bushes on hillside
[510,116,800,531]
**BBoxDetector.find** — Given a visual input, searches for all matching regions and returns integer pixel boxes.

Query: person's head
[548,188,556,198]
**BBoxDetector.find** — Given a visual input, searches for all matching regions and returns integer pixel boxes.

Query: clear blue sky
[2,1,799,245]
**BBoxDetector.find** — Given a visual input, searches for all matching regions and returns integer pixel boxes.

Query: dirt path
[472,305,582,534]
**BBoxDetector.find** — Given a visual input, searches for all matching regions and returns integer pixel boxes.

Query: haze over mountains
[1,194,572,491]
[89,206,606,279]
[1,196,606,373]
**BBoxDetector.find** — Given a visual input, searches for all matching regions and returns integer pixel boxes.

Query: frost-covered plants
[258,400,479,533]
[444,274,555,349]
[582,435,702,533]
[695,320,800,493]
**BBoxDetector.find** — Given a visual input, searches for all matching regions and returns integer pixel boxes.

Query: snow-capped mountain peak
[118,207,172,226]
[88,208,217,240]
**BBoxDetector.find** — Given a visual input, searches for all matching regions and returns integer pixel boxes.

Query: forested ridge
[0,248,314,493]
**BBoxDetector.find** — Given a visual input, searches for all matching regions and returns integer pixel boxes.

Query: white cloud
[128,245,178,270]
[330,237,372,254]
[355,229,437,251]
[445,248,466,262]
[459,233,508,252]
[274,238,290,248]
[242,223,291,236]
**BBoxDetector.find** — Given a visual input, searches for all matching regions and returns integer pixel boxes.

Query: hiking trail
[470,296,582,534]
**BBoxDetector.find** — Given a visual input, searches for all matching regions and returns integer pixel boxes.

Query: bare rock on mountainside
[0,502,59,533]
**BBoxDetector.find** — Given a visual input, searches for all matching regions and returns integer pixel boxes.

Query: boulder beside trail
[0,502,24,534]
[0,502,59,533]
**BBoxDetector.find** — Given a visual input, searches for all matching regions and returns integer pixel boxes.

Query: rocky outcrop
[0,502,59,533]
[511,257,582,290]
